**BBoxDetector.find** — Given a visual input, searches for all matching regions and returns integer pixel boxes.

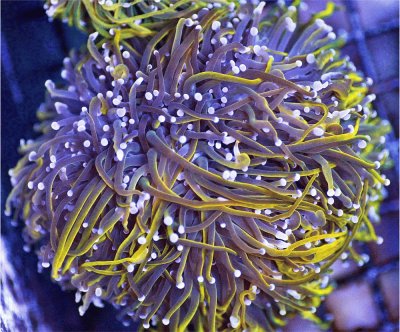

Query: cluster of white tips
[222,170,237,181]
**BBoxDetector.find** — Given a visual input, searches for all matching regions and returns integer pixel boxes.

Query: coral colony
[6,1,391,331]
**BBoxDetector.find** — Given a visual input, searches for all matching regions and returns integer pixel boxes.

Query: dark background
[1,1,398,331]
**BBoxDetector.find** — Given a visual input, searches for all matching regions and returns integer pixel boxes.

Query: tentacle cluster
[7,2,391,331]
[45,0,237,38]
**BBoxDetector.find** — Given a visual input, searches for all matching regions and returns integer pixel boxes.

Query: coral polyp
[7,2,391,331]
[45,0,237,38]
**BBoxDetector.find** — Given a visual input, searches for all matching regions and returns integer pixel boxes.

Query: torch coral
[45,0,237,38]
[7,2,391,331]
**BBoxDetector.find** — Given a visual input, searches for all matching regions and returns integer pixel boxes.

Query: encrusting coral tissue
[6,1,392,331]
